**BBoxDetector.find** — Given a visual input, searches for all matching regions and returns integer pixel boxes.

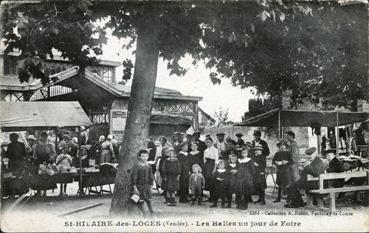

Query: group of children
[130,135,297,215]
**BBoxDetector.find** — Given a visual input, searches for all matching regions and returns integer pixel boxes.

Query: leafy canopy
[2,0,368,109]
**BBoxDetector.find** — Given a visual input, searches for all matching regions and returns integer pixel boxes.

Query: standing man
[214,132,227,160]
[252,130,270,158]
[285,131,300,183]
[6,133,26,174]
[251,130,270,205]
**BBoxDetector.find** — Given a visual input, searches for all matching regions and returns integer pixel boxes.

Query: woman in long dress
[203,137,219,202]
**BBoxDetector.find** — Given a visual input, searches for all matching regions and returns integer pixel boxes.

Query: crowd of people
[130,129,349,215]
[1,131,120,196]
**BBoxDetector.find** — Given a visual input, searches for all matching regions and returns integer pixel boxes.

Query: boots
[221,198,226,208]
[254,198,265,205]
[197,197,203,206]
[274,187,282,203]
[167,197,176,206]
[191,197,196,205]
[146,200,154,214]
[255,191,266,205]
[226,200,232,208]
[210,199,218,208]
[242,199,248,210]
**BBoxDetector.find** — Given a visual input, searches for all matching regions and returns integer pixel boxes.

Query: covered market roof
[235,109,369,128]
[0,66,202,102]
[150,113,193,126]
[0,101,92,131]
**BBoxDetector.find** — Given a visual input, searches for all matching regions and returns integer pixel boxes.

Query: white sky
[100,32,255,122]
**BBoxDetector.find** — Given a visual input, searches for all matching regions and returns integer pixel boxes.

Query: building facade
[0,49,203,143]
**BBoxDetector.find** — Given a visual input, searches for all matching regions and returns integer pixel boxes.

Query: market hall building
[0,49,203,143]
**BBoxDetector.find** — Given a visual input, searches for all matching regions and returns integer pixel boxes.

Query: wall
[203,125,310,157]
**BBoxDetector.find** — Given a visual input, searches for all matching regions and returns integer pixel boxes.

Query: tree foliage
[3,1,367,109]
[214,107,231,126]
[2,0,107,84]
[2,0,368,216]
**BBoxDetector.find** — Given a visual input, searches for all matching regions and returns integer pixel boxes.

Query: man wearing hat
[252,130,270,158]
[285,147,325,208]
[6,133,26,173]
[214,132,226,160]
[235,133,245,147]
[251,130,270,203]
[285,131,301,182]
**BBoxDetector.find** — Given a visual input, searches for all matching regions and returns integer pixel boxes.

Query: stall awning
[235,109,369,127]
[150,114,192,126]
[0,101,92,131]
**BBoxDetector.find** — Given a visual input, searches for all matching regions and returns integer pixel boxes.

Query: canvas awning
[235,109,369,127]
[0,101,92,131]
[150,113,192,126]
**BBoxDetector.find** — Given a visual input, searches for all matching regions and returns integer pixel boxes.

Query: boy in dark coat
[211,160,228,208]
[252,145,267,205]
[131,150,154,215]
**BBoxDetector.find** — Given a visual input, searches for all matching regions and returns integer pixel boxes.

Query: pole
[54,127,58,153]
[336,112,339,156]
[278,110,281,139]
[232,125,235,139]
[78,128,83,196]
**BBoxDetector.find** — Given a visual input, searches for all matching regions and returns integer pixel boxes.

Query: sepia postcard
[1,0,369,232]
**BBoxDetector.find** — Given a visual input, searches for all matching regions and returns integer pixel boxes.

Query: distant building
[198,107,216,127]
[0,49,206,143]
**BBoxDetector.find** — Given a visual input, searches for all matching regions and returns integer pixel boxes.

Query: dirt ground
[1,177,369,232]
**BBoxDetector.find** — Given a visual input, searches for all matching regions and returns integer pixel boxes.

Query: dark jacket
[252,139,270,158]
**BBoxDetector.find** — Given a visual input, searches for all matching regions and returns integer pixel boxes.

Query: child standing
[162,149,181,206]
[252,145,267,205]
[272,139,294,202]
[236,143,255,210]
[178,143,191,203]
[189,164,205,205]
[211,160,228,208]
[226,154,238,208]
[131,149,154,215]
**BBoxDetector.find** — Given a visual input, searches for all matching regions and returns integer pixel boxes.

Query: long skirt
[288,164,300,183]
[204,158,215,191]
[237,178,254,196]
[100,150,112,164]
[276,167,291,187]
[163,175,179,192]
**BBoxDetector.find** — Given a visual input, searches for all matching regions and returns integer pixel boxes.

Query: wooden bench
[306,170,369,212]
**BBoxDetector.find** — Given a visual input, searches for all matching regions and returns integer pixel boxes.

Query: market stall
[0,101,104,197]
[234,109,369,156]
[234,109,369,193]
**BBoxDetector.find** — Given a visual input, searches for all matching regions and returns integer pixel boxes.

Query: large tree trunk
[110,7,160,216]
